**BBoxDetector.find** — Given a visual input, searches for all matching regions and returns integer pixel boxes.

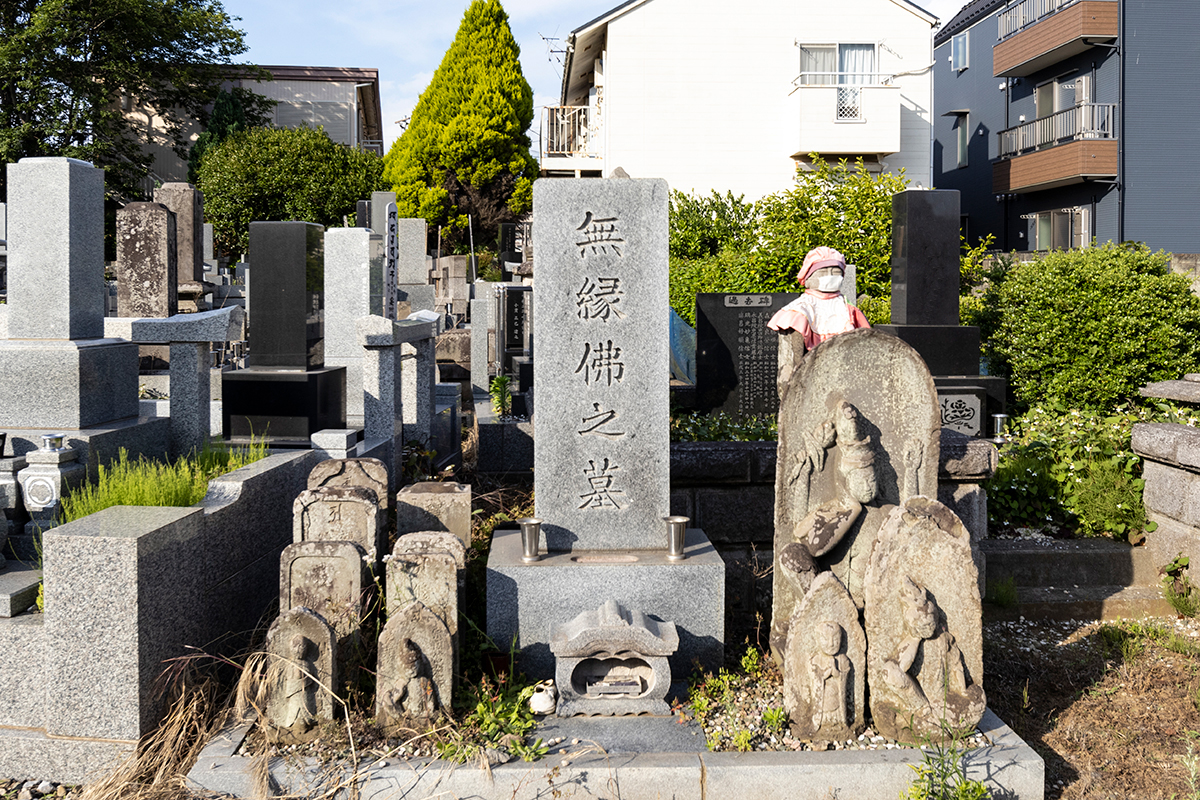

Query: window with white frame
[799,43,877,120]
[1029,207,1089,251]
[951,32,969,71]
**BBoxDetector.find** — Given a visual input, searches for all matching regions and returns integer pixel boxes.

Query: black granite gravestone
[876,189,1006,431]
[223,221,345,446]
[695,292,799,419]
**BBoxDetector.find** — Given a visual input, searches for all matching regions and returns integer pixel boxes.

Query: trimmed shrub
[990,243,1200,412]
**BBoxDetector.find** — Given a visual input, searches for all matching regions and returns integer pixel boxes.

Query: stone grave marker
[396,219,428,285]
[323,227,385,424]
[308,457,390,510]
[116,202,178,320]
[264,607,338,743]
[387,531,463,677]
[694,292,799,419]
[116,201,177,371]
[152,183,204,284]
[279,540,369,646]
[293,486,384,563]
[395,482,472,547]
[864,497,986,743]
[376,601,453,728]
[532,178,670,551]
[782,571,866,742]
[0,157,141,434]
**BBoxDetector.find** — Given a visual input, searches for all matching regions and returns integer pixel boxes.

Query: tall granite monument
[487,179,724,682]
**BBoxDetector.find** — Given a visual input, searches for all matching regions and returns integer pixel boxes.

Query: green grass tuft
[60,439,267,523]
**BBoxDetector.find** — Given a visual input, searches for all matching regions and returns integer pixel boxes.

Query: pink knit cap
[797,246,847,285]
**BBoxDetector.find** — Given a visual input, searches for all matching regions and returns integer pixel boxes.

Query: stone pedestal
[486,526,724,681]
[0,339,139,429]
[222,367,346,447]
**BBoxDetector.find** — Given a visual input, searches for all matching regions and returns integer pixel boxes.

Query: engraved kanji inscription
[576,276,627,321]
[578,458,625,510]
[576,212,625,258]
[578,403,626,438]
[575,340,625,386]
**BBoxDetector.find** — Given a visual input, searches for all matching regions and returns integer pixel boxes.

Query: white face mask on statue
[813,273,844,293]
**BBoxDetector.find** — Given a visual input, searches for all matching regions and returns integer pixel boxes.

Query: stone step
[0,561,41,617]
[981,538,1161,588]
[984,584,1173,622]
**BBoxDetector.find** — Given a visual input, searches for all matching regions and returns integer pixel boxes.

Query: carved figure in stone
[767,246,870,351]
[264,607,337,744]
[782,571,866,741]
[279,634,318,733]
[877,576,985,740]
[379,638,436,722]
[809,622,850,732]
[771,399,877,659]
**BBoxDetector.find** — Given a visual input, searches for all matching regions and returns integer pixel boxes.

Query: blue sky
[231,0,964,154]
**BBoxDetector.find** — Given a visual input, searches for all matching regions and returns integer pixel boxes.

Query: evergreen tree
[382,0,536,249]
[0,0,262,200]
[197,126,385,259]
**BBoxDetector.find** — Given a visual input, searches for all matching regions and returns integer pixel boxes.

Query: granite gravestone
[386,532,462,678]
[152,183,204,284]
[694,293,799,419]
[0,157,141,434]
[116,202,177,371]
[222,221,346,445]
[532,178,671,552]
[876,189,1004,429]
[323,227,385,425]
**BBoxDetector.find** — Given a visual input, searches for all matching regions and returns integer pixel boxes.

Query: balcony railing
[997,0,1113,40]
[794,73,895,122]
[542,106,596,158]
[998,103,1117,158]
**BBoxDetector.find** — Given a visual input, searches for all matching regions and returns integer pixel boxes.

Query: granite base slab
[0,338,139,429]
[0,562,41,617]
[487,527,724,681]
[0,725,131,785]
[0,416,169,481]
[185,709,1043,799]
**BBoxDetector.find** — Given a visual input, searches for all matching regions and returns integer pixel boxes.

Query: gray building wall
[932,9,1006,247]
[1122,0,1200,253]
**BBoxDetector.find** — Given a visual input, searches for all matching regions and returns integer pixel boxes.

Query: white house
[542,0,938,199]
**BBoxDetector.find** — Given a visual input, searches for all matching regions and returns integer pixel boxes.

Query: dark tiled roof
[935,0,1007,46]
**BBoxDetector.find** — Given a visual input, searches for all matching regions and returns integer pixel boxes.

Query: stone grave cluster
[264,456,472,743]
[771,327,986,745]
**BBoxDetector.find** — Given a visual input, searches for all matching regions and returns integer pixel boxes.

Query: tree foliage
[753,156,907,300]
[197,126,386,259]
[187,87,273,183]
[990,242,1200,412]
[382,0,536,249]
[0,0,261,200]
[666,157,907,323]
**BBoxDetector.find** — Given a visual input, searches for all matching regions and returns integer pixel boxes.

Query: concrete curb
[187,709,1043,799]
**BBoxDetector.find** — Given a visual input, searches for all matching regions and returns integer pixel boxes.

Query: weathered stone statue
[264,607,338,743]
[375,602,452,733]
[782,571,866,742]
[771,328,940,662]
[865,498,986,743]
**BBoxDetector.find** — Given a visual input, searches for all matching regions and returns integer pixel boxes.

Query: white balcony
[540,105,605,175]
[793,75,901,157]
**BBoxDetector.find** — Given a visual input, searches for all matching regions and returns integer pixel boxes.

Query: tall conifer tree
[382,0,536,248]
